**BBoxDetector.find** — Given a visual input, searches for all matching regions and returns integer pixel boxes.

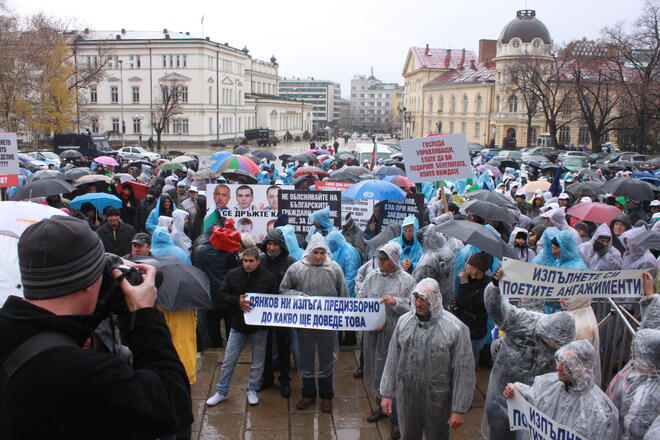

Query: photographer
[0,216,193,439]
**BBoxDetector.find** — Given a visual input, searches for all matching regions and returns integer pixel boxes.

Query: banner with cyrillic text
[501,257,645,299]
[400,134,472,183]
[243,293,385,331]
[508,390,588,440]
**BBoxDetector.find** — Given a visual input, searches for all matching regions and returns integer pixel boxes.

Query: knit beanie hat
[467,252,491,273]
[19,215,106,300]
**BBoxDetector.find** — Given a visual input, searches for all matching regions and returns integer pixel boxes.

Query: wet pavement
[193,343,488,440]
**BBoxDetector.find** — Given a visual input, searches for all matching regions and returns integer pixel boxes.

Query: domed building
[401,9,594,148]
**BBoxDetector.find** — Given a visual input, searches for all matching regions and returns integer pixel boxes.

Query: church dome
[499,10,551,44]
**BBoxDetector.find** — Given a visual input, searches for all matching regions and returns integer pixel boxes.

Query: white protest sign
[0,132,19,188]
[400,134,472,183]
[508,390,588,440]
[501,258,646,299]
[243,293,385,331]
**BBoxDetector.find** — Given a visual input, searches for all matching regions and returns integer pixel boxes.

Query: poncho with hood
[325,230,361,298]
[483,281,576,440]
[146,193,178,234]
[578,223,622,271]
[380,278,475,440]
[532,227,588,271]
[360,242,415,396]
[538,206,582,248]
[412,223,457,306]
[388,215,423,272]
[508,227,537,263]
[607,329,660,440]
[171,210,192,255]
[513,340,619,440]
[564,297,601,386]
[305,206,337,243]
[620,226,658,277]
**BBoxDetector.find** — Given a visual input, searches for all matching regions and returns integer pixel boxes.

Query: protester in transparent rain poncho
[504,340,619,440]
[359,242,415,433]
[607,328,660,440]
[578,223,622,271]
[483,268,576,440]
[412,223,457,307]
[379,278,475,440]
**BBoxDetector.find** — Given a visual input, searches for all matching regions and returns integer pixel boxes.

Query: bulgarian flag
[370,138,377,169]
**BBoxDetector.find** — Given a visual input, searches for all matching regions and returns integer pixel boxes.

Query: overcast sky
[13,0,646,97]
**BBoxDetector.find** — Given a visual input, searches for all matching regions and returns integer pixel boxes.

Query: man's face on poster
[267,187,279,210]
[236,187,254,209]
[237,220,253,234]
[214,185,230,209]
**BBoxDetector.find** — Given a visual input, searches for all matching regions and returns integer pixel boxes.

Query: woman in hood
[508,227,537,262]
[532,227,588,271]
[388,215,423,273]
[146,193,178,234]
[578,223,622,271]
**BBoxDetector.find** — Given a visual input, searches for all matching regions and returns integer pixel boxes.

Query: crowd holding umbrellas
[1,139,660,440]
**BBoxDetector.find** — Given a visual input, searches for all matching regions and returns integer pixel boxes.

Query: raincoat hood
[411,277,443,318]
[422,225,448,250]
[171,209,191,252]
[541,206,570,230]
[303,232,332,265]
[432,212,453,225]
[632,328,660,372]
[325,229,348,253]
[260,228,289,258]
[555,340,598,391]
[401,215,419,237]
[536,311,576,347]
[508,227,529,246]
[152,226,175,248]
[578,223,622,271]
[158,216,173,228]
[278,225,303,260]
[621,225,648,258]
[536,227,587,269]
[376,241,403,271]
[157,193,175,215]
[308,206,335,231]
[172,210,188,229]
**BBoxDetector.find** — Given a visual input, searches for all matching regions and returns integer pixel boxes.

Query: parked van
[353,143,395,164]
[53,133,115,158]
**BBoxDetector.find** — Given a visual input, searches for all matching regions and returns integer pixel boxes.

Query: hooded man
[538,206,582,248]
[389,215,423,273]
[579,223,622,271]
[620,226,658,277]
[380,278,475,440]
[508,227,537,263]
[280,233,348,413]
[504,340,619,440]
[607,328,660,440]
[610,214,632,255]
[341,212,366,258]
[146,193,178,234]
[359,242,415,436]
[259,228,297,397]
[412,222,457,306]
[484,268,576,440]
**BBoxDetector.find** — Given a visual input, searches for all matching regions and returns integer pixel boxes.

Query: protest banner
[206,183,293,242]
[400,134,473,183]
[0,133,19,188]
[314,180,372,230]
[243,293,386,331]
[508,390,588,440]
[315,181,352,191]
[380,194,425,226]
[278,189,341,233]
[501,257,646,299]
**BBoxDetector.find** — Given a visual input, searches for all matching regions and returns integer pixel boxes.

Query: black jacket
[191,233,238,310]
[138,198,158,232]
[260,228,296,288]
[120,194,141,230]
[96,221,137,256]
[451,276,490,340]
[0,296,192,439]
[219,265,278,335]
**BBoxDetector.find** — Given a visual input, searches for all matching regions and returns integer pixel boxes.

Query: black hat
[131,232,151,245]
[105,206,121,217]
[19,215,106,300]
[467,252,491,273]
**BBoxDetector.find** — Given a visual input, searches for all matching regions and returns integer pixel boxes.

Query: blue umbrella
[342,180,407,201]
[373,165,406,177]
[70,193,122,212]
[632,171,660,186]
[211,151,232,162]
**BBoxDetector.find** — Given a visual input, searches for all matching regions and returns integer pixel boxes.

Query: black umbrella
[10,178,76,200]
[463,189,516,208]
[565,181,605,197]
[251,150,277,161]
[488,158,520,170]
[462,199,516,224]
[130,256,213,312]
[59,149,83,159]
[434,220,514,260]
[233,145,250,155]
[327,173,361,183]
[336,152,355,161]
[29,169,64,182]
[608,160,637,170]
[278,154,291,162]
[602,177,656,201]
[631,230,660,251]
[63,167,94,181]
[221,169,258,184]
[373,165,406,176]
[289,153,318,164]
[330,166,370,178]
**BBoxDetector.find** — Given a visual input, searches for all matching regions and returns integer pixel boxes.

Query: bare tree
[603,0,660,151]
[504,67,540,147]
[152,82,183,152]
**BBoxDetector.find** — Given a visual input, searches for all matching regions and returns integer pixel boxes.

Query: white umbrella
[0,201,66,237]
[0,234,22,305]
[170,155,196,164]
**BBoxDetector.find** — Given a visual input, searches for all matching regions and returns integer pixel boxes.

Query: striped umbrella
[210,154,259,174]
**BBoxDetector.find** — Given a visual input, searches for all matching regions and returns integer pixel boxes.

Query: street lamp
[118,59,125,147]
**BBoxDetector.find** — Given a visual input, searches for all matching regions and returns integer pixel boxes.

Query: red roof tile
[423,62,496,88]
[411,47,477,70]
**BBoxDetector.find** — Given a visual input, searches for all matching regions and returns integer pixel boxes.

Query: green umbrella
[159,161,186,171]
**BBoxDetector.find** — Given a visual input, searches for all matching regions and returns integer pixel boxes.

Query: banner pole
[439,180,449,213]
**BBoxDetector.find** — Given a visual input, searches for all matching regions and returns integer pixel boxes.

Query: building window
[450,96,456,113]
[112,118,119,132]
[512,38,521,48]
[128,55,134,69]
[600,132,609,143]
[182,55,187,68]
[449,121,454,133]
[90,85,97,103]
[136,55,141,68]
[110,86,118,103]
[559,126,571,144]
[132,86,140,103]
[169,55,174,68]
[133,117,141,134]
[209,86,213,104]
[462,95,469,113]
[209,117,213,134]
[438,96,444,113]
[475,95,482,113]
[529,127,538,145]
[437,121,442,133]
[162,55,167,68]
[508,95,518,113]
[179,86,188,103]
[474,122,480,137]
[461,122,467,134]
[428,97,433,113]
[91,117,99,133]
[579,126,589,144]
[173,118,189,134]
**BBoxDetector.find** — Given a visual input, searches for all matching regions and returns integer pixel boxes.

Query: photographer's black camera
[96,253,146,315]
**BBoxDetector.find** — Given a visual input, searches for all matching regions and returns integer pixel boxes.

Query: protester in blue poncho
[257,163,281,185]
[146,193,179,234]
[278,224,304,261]
[150,226,191,264]
[531,227,588,271]
[325,230,361,298]
[388,215,423,273]
[305,206,337,243]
